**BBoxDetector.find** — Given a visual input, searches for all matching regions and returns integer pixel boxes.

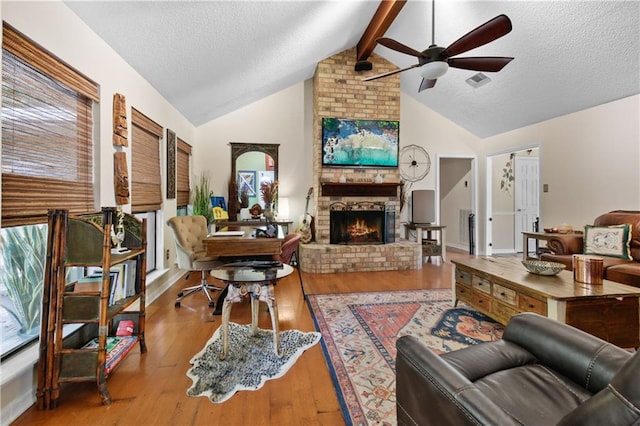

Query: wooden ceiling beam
[356,0,407,61]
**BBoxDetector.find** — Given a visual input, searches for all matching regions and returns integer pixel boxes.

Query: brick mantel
[321,182,400,197]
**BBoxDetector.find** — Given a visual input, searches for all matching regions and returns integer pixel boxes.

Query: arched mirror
[229,142,279,220]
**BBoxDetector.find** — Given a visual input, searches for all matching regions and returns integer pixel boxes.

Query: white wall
[194,81,313,229]
[477,94,640,253]
[399,93,479,226]
[491,152,516,251]
[0,2,196,423]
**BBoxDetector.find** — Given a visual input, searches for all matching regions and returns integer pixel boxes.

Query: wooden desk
[522,231,583,260]
[203,225,284,257]
[405,223,446,261]
[452,256,640,348]
[215,220,294,235]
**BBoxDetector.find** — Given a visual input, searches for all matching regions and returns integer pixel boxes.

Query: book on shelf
[83,260,137,305]
[123,260,137,297]
[107,271,120,305]
[108,265,125,305]
[74,274,102,293]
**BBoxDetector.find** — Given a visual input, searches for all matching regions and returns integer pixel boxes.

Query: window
[1,24,98,358]
[131,108,162,212]
[177,138,192,209]
[134,212,157,274]
[131,108,163,273]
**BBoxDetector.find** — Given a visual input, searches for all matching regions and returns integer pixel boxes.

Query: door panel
[514,157,539,252]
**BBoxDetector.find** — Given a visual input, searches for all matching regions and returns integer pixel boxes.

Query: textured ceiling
[65,1,640,138]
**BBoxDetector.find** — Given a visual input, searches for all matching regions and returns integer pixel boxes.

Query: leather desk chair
[167,215,224,308]
[272,232,303,295]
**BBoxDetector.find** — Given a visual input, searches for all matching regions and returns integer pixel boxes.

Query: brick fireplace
[298,48,421,273]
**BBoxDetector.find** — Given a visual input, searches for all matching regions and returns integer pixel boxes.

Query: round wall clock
[399,145,431,182]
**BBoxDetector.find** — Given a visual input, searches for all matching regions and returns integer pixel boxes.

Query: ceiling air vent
[466,72,491,88]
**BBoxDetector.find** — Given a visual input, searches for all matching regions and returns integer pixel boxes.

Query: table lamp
[278,197,290,220]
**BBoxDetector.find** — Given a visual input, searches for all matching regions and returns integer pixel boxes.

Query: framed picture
[210,196,227,211]
[266,154,275,171]
[238,171,256,196]
[258,170,274,186]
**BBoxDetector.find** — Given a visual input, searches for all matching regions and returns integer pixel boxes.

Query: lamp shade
[278,197,290,220]
[420,61,449,80]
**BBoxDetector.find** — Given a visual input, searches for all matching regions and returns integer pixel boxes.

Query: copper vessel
[573,254,603,285]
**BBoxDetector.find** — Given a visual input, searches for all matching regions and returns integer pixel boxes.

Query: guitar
[298,187,315,243]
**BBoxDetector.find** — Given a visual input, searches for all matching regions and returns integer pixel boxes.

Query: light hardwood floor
[13,248,472,426]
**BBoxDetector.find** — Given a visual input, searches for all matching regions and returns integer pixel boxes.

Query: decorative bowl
[522,260,566,276]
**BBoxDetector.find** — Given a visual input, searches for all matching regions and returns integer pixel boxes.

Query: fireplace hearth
[330,202,387,245]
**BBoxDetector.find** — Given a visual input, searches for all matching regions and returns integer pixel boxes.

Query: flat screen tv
[322,118,399,168]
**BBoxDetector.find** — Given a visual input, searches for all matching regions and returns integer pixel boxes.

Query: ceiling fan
[363,2,514,92]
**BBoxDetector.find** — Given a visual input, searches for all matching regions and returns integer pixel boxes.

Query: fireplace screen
[330,202,385,245]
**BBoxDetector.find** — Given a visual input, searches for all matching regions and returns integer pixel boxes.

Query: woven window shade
[176,138,192,207]
[1,27,96,227]
[131,108,162,212]
[2,24,99,102]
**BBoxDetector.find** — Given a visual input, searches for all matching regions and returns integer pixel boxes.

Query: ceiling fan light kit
[420,61,449,80]
[363,0,514,93]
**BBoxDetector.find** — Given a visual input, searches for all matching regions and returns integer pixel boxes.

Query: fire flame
[349,218,378,238]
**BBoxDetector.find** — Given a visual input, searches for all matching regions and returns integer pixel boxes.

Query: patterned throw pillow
[584,224,633,260]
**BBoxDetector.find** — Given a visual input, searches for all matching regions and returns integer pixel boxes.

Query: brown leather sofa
[540,210,640,287]
[396,313,640,426]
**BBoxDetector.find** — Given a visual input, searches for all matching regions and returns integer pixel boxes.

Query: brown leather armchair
[396,313,639,426]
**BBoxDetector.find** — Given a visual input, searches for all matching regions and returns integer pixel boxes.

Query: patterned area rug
[187,322,321,403]
[307,289,504,425]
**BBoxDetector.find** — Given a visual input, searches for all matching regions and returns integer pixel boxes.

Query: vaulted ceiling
[65,1,639,138]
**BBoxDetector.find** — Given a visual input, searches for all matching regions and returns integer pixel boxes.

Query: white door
[514,157,539,252]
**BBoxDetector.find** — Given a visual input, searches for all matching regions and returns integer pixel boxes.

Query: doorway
[486,148,540,255]
[438,156,476,253]
[514,156,539,252]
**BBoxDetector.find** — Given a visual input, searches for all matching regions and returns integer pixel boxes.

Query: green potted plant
[192,175,214,224]
[0,224,46,337]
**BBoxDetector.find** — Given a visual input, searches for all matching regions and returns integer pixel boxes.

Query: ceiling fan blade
[442,15,512,58]
[448,56,514,72]
[418,78,437,92]
[362,63,421,82]
[377,38,427,59]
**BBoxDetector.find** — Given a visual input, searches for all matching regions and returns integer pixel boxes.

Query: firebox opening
[330,202,386,245]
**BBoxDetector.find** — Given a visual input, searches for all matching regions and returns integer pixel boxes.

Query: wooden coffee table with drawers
[452,257,640,348]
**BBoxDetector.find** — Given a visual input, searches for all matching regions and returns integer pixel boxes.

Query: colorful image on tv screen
[322,118,399,167]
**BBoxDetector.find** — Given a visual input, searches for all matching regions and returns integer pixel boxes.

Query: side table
[522,231,584,260]
[211,262,293,360]
[404,223,447,262]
